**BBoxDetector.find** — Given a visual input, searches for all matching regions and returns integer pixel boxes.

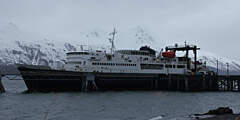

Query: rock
[204,107,233,115]
[235,116,240,120]
[199,114,240,120]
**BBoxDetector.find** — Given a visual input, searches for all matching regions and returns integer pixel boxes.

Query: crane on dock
[165,43,200,73]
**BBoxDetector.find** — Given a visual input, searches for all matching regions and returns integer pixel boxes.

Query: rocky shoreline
[199,114,240,120]
[194,107,240,120]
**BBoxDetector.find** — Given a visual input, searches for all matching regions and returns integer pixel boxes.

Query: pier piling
[0,75,5,93]
[209,76,212,91]
[184,76,189,91]
[81,73,98,91]
[238,80,240,91]
[168,75,172,90]
[202,75,206,91]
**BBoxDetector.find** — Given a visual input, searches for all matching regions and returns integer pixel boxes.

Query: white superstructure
[64,46,191,74]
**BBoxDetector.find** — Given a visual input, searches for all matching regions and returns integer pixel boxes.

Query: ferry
[64,29,205,75]
[66,46,192,74]
[16,29,211,91]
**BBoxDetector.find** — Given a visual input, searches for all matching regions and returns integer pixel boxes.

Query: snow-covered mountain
[0,22,240,74]
[198,51,240,75]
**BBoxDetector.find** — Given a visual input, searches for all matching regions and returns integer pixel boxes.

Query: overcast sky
[0,0,240,59]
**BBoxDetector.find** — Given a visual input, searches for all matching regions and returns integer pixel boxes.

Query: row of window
[140,64,186,70]
[118,50,150,56]
[165,64,186,68]
[166,65,186,68]
[67,52,89,55]
[67,61,86,65]
[141,64,163,69]
[68,61,186,69]
[92,62,137,66]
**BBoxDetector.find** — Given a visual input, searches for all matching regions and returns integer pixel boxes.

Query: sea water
[1,77,240,120]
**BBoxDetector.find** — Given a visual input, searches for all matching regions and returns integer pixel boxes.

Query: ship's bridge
[66,50,105,57]
[66,51,106,63]
[66,52,90,63]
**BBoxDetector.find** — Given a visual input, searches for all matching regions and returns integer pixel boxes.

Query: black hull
[17,65,219,92]
[23,79,155,92]
[24,80,83,92]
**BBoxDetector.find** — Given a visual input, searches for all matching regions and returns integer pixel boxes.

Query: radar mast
[109,28,117,54]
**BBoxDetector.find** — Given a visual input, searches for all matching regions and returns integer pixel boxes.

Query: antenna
[109,28,117,54]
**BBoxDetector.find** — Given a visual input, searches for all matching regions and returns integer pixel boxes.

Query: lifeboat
[162,51,175,58]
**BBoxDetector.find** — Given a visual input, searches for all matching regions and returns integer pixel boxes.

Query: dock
[2,65,239,92]
[0,65,239,92]
[87,74,240,92]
